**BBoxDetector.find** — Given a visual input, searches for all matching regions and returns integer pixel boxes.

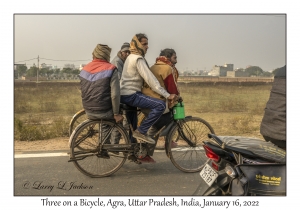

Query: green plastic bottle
[173,102,185,120]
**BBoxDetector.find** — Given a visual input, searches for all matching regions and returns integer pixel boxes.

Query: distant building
[39,63,52,70]
[235,71,250,77]
[209,63,234,76]
[227,71,235,77]
[79,64,86,71]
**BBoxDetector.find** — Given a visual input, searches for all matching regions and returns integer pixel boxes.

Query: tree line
[15,64,283,79]
[15,65,80,79]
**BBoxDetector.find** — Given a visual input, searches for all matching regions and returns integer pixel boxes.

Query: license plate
[199,164,218,186]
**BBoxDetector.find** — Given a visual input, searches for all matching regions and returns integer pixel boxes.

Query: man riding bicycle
[120,33,178,162]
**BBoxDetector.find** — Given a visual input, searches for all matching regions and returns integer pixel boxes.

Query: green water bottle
[173,102,185,120]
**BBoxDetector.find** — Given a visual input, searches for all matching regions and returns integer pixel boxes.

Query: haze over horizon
[14,14,286,72]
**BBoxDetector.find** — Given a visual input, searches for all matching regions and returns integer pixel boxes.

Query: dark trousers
[121,91,166,141]
[146,111,173,156]
[86,110,121,144]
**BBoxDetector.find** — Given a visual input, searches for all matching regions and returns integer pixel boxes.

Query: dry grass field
[14,80,272,143]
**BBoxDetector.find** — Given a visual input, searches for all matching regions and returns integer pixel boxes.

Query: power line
[39,57,90,62]
[15,58,36,63]
[15,57,91,63]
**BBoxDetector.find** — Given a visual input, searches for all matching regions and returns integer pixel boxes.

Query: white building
[209,63,234,76]
[79,64,86,71]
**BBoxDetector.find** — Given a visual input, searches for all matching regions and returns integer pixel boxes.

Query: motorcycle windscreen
[238,164,286,196]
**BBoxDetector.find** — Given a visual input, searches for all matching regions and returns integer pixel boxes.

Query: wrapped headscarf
[130,35,146,57]
[92,44,111,61]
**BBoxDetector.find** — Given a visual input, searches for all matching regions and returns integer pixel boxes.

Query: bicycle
[68,101,215,177]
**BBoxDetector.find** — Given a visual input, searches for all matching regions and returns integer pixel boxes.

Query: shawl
[156,56,179,82]
[130,35,146,57]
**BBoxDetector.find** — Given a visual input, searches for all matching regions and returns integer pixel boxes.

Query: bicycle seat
[120,103,137,111]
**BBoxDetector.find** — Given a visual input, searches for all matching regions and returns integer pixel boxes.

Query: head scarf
[156,56,179,82]
[129,35,146,57]
[92,44,111,62]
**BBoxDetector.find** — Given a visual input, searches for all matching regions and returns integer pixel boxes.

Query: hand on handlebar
[167,94,182,108]
[114,114,124,123]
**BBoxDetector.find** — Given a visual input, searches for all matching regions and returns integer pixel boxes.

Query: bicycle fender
[68,119,91,147]
[69,109,85,126]
[164,124,178,157]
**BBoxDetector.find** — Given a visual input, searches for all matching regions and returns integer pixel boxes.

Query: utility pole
[37,55,39,83]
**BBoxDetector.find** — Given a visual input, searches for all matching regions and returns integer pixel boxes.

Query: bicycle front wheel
[167,117,215,173]
[70,119,129,178]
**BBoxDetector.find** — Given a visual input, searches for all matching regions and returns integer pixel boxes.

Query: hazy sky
[14,14,286,72]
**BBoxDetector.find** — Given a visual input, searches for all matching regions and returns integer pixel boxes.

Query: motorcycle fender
[194,175,230,196]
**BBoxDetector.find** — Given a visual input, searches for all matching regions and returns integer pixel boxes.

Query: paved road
[14,150,204,196]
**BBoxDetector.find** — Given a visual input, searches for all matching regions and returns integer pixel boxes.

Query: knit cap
[121,42,130,52]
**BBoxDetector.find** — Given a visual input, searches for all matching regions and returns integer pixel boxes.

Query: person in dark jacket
[111,42,130,79]
[79,44,123,148]
[260,65,286,150]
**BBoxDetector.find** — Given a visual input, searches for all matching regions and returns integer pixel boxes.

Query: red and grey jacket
[79,59,117,114]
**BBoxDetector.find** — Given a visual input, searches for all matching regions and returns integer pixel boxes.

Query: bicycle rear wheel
[69,119,129,177]
[167,117,215,173]
[69,109,87,136]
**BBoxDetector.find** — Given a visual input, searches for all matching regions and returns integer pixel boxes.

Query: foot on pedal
[139,155,156,164]
[132,130,155,144]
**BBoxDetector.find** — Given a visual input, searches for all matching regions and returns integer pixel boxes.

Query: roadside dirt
[14,137,70,152]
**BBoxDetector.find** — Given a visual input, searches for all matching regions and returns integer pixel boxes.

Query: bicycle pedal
[127,155,137,161]
[134,160,142,164]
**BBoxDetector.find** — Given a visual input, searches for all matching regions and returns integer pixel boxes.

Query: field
[14,80,272,142]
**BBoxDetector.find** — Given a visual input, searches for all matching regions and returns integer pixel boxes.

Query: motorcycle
[193,134,286,196]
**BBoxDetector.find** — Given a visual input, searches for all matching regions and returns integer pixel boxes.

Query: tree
[262,71,273,77]
[54,68,60,75]
[26,66,38,77]
[47,69,54,76]
[61,68,72,74]
[39,68,49,76]
[16,65,27,77]
[272,67,283,76]
[245,66,264,76]
[71,69,80,75]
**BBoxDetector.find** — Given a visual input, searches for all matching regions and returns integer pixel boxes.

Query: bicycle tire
[69,109,87,136]
[70,119,130,178]
[167,117,215,173]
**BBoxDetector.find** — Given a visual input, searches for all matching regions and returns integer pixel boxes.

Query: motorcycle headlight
[225,165,237,178]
